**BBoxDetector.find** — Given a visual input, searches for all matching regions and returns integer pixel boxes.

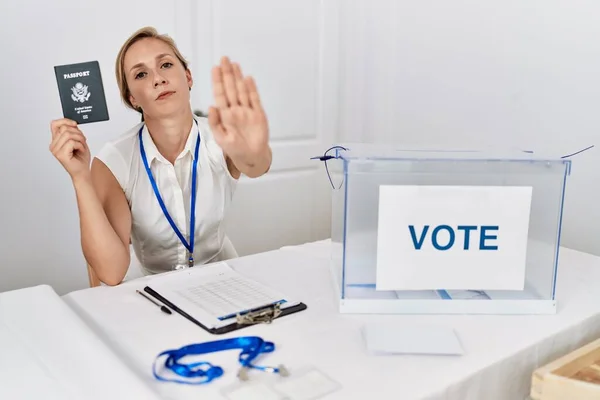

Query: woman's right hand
[50,118,91,181]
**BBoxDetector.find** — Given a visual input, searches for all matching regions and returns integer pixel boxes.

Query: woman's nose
[154,75,167,87]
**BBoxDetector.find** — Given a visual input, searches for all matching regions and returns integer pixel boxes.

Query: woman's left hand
[208,56,271,176]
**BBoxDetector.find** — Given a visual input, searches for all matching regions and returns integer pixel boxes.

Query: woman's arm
[49,118,131,286]
[74,158,132,286]
[224,146,271,179]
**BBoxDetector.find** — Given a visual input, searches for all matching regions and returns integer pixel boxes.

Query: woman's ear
[186,69,193,90]
[129,94,137,109]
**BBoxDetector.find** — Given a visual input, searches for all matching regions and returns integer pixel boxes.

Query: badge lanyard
[139,121,200,268]
[152,336,288,384]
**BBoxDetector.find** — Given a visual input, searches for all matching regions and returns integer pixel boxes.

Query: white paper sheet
[0,285,161,400]
[147,262,298,329]
[376,185,532,291]
[363,322,464,356]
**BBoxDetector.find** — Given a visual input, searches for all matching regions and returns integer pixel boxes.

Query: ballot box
[326,144,572,314]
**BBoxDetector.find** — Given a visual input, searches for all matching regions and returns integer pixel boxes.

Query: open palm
[208,57,269,162]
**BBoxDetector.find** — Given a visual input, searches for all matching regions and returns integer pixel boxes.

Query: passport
[54,60,109,124]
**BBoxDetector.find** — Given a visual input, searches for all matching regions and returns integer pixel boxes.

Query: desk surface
[58,240,600,400]
[0,285,162,400]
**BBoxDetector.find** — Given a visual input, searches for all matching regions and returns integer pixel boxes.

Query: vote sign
[375,185,532,291]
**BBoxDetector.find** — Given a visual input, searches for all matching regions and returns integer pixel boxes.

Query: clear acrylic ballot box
[326,144,572,315]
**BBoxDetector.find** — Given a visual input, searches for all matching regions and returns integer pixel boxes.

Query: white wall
[2,0,599,296]
[337,0,600,256]
[0,0,181,295]
[200,0,339,256]
[0,0,337,295]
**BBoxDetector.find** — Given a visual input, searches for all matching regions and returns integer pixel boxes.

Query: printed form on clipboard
[143,262,307,334]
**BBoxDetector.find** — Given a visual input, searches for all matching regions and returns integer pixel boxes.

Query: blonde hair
[115,26,189,112]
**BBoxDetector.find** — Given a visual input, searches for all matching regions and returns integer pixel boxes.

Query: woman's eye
[135,71,147,79]
[161,62,173,69]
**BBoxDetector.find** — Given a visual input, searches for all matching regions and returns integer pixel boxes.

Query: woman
[49,27,272,286]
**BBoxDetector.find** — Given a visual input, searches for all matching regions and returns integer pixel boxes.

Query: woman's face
[123,37,192,119]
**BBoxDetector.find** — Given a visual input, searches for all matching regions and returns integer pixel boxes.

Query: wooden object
[531,337,600,399]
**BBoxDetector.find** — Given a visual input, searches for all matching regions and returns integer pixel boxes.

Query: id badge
[221,366,341,400]
[221,381,285,400]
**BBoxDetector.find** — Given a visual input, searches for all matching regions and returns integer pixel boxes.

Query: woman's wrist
[230,146,271,178]
[71,170,93,189]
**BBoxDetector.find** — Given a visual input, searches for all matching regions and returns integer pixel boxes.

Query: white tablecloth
[0,285,162,400]
[58,240,600,400]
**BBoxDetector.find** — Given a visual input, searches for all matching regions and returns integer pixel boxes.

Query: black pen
[143,286,213,332]
[136,289,172,314]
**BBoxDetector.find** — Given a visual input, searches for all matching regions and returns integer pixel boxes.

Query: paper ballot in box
[320,144,575,315]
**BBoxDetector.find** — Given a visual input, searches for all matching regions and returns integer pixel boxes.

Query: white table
[0,284,162,400]
[57,240,600,400]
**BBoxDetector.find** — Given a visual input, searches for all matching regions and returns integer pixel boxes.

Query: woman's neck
[144,108,194,164]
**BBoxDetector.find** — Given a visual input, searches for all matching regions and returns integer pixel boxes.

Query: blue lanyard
[152,336,287,384]
[139,122,200,268]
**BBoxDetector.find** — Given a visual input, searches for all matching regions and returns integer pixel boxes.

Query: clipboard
[144,286,307,335]
[140,262,308,335]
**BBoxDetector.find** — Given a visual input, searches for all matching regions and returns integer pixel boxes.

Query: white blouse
[95,115,238,275]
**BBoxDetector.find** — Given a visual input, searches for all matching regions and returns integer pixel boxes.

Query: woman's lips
[156,91,175,100]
